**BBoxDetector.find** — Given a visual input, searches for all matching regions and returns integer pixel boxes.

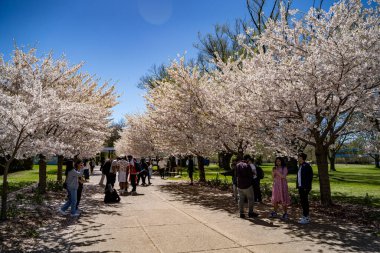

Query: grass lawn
[0,165,61,194]
[171,163,380,207]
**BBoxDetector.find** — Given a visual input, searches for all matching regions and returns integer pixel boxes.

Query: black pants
[138,173,146,185]
[159,169,165,179]
[130,174,137,192]
[298,188,310,217]
[253,179,262,202]
[77,183,83,209]
[188,170,193,182]
[106,173,116,190]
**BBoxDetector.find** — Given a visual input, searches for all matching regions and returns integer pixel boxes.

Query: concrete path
[38,169,379,253]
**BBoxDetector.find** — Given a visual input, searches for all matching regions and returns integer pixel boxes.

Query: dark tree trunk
[38,154,47,193]
[315,144,332,207]
[236,151,244,161]
[375,154,380,168]
[221,153,233,170]
[197,155,206,182]
[328,151,336,172]
[1,159,12,221]
[57,155,64,182]
[24,157,34,170]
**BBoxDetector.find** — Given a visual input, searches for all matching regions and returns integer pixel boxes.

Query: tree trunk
[38,154,47,193]
[24,157,34,170]
[236,151,244,161]
[375,154,380,168]
[197,155,206,182]
[221,152,233,170]
[57,155,64,182]
[328,151,336,172]
[1,159,12,221]
[315,144,332,206]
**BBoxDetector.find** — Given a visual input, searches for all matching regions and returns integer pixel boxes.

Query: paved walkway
[38,169,379,253]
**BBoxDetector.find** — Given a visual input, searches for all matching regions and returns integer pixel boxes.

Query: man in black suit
[296,153,313,224]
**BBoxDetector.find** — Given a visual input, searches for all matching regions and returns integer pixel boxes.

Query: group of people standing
[99,155,153,199]
[233,153,313,224]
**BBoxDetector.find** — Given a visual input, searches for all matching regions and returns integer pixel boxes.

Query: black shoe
[240,213,246,218]
[248,212,259,218]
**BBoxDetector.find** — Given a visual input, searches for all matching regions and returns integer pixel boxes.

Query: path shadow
[7,183,125,252]
[159,181,380,253]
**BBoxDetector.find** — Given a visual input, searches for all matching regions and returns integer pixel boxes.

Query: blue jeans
[61,187,77,214]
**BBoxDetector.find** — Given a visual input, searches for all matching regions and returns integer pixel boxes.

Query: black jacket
[296,162,313,190]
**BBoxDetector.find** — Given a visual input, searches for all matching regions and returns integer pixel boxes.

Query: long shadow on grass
[159,182,380,253]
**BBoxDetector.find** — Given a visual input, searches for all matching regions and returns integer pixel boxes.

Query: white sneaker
[299,216,310,224]
[58,208,67,215]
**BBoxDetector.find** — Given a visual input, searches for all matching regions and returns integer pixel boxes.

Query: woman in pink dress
[270,157,291,220]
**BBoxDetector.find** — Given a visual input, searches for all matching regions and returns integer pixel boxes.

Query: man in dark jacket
[236,160,259,218]
[296,153,313,224]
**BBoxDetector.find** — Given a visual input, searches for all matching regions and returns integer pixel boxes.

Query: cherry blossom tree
[0,48,118,219]
[0,49,67,220]
[234,0,380,206]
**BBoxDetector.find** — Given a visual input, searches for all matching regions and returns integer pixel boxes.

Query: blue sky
[0,0,336,122]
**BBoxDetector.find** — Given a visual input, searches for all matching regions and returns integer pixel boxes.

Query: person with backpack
[236,158,259,218]
[270,157,290,220]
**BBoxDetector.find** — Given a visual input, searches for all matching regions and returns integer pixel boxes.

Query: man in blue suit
[296,153,313,224]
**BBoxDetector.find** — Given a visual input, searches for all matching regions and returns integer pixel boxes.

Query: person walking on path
[138,158,148,186]
[158,158,166,179]
[100,159,111,187]
[270,157,291,220]
[187,155,194,185]
[76,160,85,211]
[147,160,153,185]
[297,153,313,224]
[236,159,258,218]
[118,156,129,195]
[59,160,85,217]
[128,155,138,195]
[83,159,90,181]
[231,158,238,202]
[89,159,96,175]
[98,158,107,186]
[108,157,118,188]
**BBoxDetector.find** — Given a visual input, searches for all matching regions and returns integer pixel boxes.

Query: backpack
[104,184,120,203]
[256,165,264,180]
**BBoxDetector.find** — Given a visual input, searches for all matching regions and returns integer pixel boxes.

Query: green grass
[2,163,379,206]
[0,165,62,193]
[173,163,380,207]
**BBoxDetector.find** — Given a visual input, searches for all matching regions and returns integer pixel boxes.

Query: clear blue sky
[0,0,336,122]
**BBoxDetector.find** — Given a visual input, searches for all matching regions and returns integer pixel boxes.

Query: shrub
[47,179,64,192]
